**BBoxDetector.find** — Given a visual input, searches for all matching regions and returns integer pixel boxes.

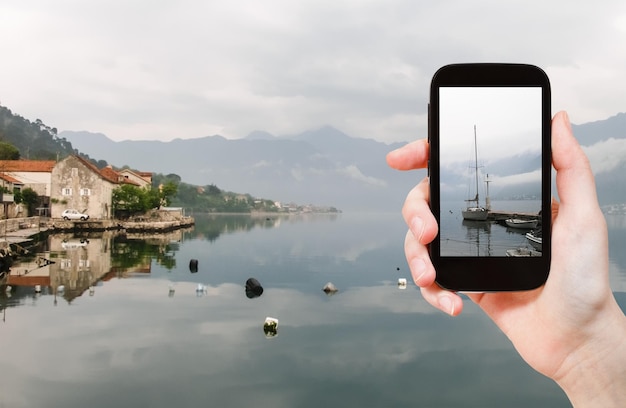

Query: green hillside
[0,105,76,160]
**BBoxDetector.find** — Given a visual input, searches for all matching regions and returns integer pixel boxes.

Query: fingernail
[562,111,572,131]
[439,296,455,316]
[410,258,426,285]
[411,217,425,242]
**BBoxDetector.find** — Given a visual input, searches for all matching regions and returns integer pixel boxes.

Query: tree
[112,184,150,214]
[0,142,20,159]
[20,187,38,216]
[206,184,221,195]
[159,181,177,207]
[112,183,175,216]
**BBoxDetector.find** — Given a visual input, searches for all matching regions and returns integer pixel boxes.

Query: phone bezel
[429,63,551,292]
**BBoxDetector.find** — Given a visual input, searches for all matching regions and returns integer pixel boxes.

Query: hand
[387,111,626,406]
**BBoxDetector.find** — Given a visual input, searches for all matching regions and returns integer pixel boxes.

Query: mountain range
[60,112,626,211]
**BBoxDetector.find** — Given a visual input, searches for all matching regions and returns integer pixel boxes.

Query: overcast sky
[1,1,625,143]
[440,87,541,164]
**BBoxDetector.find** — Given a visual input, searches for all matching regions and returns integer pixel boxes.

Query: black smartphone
[428,63,551,291]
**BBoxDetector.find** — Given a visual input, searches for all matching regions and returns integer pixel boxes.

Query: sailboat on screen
[462,125,489,221]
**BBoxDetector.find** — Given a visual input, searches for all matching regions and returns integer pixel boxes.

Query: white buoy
[196,283,206,297]
[398,278,407,289]
[89,286,95,296]
[34,284,41,293]
[263,317,279,338]
[57,285,65,293]
[5,285,12,293]
[322,282,338,293]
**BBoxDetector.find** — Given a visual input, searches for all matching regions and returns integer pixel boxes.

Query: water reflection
[1,214,343,308]
[462,219,492,256]
[0,213,624,408]
[188,212,339,241]
[2,229,185,307]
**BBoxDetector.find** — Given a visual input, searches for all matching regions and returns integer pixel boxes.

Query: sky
[439,87,541,164]
[1,0,625,143]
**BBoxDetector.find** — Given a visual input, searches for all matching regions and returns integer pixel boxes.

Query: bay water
[1,212,625,407]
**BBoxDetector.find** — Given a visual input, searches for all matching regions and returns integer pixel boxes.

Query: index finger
[386,139,429,171]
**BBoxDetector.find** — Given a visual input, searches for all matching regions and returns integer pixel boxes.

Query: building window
[80,188,91,196]
[62,188,72,196]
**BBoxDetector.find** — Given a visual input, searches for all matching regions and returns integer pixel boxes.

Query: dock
[487,210,540,222]
[0,214,195,248]
[0,217,48,248]
[49,217,195,233]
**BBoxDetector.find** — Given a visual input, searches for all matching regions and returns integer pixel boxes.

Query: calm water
[440,200,543,256]
[1,212,625,408]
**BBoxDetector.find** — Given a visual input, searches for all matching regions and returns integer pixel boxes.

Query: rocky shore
[48,217,195,233]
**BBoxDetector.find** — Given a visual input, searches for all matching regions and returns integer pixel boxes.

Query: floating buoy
[34,284,42,293]
[89,286,95,296]
[398,278,407,289]
[322,282,338,294]
[263,317,279,338]
[57,285,65,293]
[196,283,206,297]
[245,278,264,299]
[189,259,199,273]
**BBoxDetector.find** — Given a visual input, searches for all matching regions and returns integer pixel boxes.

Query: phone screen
[438,87,543,257]
[428,63,551,291]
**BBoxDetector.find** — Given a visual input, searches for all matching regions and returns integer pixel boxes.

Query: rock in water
[245,278,264,299]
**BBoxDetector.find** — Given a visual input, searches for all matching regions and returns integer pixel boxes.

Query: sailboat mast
[473,125,479,204]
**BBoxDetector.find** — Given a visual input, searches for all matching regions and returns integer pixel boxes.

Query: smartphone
[428,63,551,291]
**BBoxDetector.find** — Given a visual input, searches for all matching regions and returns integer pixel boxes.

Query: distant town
[601,203,626,215]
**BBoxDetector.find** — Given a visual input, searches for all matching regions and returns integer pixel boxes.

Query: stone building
[50,155,144,219]
[0,156,152,219]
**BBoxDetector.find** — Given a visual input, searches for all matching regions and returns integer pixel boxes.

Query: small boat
[525,230,542,251]
[506,247,542,257]
[505,218,538,229]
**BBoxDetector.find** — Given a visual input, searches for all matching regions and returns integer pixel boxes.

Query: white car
[61,209,89,221]
[61,238,89,249]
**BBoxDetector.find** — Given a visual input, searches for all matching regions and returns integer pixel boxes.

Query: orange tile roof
[73,156,141,186]
[98,164,123,184]
[0,160,56,172]
[7,275,51,286]
[0,156,149,187]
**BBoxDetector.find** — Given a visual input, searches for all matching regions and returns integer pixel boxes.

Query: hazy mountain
[572,112,626,146]
[61,127,419,211]
[61,113,626,211]
[577,114,626,205]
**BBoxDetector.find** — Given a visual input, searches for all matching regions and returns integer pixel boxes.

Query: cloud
[584,138,626,174]
[490,170,542,187]
[0,1,625,144]
[337,165,387,187]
